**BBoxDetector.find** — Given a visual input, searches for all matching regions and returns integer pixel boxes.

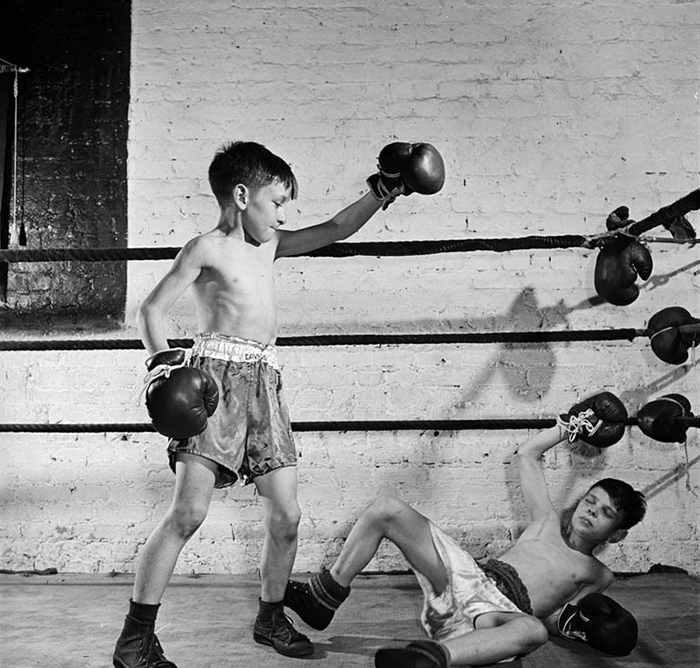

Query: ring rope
[0,236,591,263]
[0,188,697,263]
[0,418,642,433]
[0,329,645,351]
[626,188,700,238]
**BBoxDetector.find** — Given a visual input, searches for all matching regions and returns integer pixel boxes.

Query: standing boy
[113,140,445,667]
[285,394,647,666]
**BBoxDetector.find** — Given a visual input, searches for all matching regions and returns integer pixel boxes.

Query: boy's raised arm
[275,192,382,258]
[276,141,445,258]
[517,424,568,520]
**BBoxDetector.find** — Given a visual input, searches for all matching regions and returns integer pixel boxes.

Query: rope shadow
[640,258,700,295]
[640,452,700,501]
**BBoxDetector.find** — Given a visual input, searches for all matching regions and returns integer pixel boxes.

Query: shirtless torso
[189,230,280,344]
[499,510,613,619]
[138,183,381,356]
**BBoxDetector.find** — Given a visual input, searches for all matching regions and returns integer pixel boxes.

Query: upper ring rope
[0,189,697,263]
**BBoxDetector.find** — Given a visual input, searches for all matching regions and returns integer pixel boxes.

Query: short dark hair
[208,141,298,206]
[588,478,647,530]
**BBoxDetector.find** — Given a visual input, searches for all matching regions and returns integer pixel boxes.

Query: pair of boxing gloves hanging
[558,390,697,447]
[594,205,696,306]
[143,142,446,440]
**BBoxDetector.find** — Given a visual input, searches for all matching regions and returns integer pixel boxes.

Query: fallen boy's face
[571,487,623,542]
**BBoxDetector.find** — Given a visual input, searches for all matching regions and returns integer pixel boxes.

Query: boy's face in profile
[241,178,293,245]
[570,485,625,543]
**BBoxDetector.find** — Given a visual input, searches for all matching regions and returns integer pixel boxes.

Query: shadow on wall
[640,452,700,501]
[450,286,571,407]
[441,277,698,526]
[451,264,698,409]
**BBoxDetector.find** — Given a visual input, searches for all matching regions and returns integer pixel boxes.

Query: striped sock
[308,568,350,611]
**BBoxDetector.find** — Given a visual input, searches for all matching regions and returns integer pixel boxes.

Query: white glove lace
[557,408,602,442]
[137,348,192,405]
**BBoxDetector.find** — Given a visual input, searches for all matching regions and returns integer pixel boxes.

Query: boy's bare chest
[204,248,276,293]
[511,518,602,578]
[503,537,599,615]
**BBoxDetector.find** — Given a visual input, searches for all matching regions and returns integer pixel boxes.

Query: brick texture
[1,0,698,577]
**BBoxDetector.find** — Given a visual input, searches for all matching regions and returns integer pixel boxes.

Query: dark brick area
[0,0,130,320]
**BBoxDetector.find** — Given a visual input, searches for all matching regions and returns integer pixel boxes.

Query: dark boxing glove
[557,593,638,656]
[367,141,445,209]
[557,392,628,448]
[594,207,653,306]
[647,306,700,365]
[594,238,653,306]
[637,394,694,443]
[143,348,219,440]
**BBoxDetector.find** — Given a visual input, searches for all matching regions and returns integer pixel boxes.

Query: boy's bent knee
[267,505,301,540]
[165,505,208,539]
[367,493,407,523]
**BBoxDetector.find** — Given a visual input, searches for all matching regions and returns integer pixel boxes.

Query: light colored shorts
[414,522,525,653]
[167,333,297,487]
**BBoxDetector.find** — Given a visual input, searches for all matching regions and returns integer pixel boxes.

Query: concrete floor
[0,571,697,667]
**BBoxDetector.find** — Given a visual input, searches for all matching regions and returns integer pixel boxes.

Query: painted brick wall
[1,0,698,577]
[0,0,130,315]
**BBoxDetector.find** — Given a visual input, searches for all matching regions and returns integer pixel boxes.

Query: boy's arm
[543,573,638,657]
[137,240,204,354]
[275,192,382,258]
[276,141,445,258]
[542,572,615,635]
[517,424,569,521]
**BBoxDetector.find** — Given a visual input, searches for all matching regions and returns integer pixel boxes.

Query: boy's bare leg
[113,454,217,668]
[376,613,547,668]
[445,612,547,665]
[284,494,448,631]
[254,465,301,601]
[132,453,217,603]
[252,465,313,657]
[332,494,447,592]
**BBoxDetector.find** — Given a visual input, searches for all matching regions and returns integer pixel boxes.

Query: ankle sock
[309,568,351,611]
[258,597,284,619]
[128,599,160,625]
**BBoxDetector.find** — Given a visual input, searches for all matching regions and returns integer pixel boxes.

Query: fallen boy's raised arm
[517,425,568,521]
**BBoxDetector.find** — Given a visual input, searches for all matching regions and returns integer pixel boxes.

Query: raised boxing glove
[637,394,694,443]
[367,141,445,209]
[143,348,219,440]
[594,206,653,306]
[594,238,653,306]
[647,306,700,365]
[557,392,628,448]
[557,592,638,656]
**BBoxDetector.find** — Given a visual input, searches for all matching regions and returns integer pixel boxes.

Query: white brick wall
[2,0,698,576]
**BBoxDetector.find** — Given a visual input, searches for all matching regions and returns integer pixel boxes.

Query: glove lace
[557,409,602,442]
[137,348,192,405]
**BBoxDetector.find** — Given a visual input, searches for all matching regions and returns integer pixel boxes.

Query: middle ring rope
[0,329,644,351]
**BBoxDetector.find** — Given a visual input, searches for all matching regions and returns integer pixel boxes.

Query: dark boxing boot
[375,640,450,668]
[113,614,177,668]
[253,598,314,657]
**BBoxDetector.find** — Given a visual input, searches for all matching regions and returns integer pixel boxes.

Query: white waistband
[192,333,280,370]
